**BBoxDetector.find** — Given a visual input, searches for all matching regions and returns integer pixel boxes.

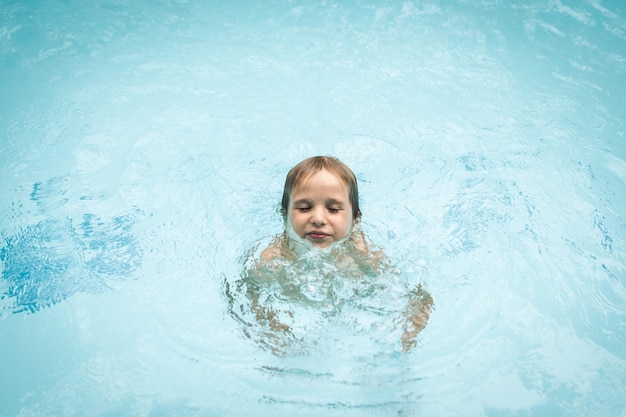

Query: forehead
[292,169,349,198]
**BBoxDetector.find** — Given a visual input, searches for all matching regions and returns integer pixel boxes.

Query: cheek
[288,212,305,228]
[340,213,354,232]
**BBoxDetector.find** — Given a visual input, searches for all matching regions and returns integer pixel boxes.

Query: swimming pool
[1,0,625,415]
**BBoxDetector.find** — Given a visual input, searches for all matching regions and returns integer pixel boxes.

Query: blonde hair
[280,156,361,220]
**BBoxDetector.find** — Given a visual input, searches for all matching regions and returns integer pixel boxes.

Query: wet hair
[280,156,361,220]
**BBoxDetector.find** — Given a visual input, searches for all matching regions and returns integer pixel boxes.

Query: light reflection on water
[1,0,625,416]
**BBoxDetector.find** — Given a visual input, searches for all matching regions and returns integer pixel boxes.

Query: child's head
[281,156,361,220]
[280,156,361,248]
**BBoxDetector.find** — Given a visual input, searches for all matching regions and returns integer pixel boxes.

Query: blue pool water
[1,0,625,416]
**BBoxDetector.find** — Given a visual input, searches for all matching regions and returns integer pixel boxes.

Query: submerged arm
[232,251,296,354]
[401,284,433,351]
[247,289,292,334]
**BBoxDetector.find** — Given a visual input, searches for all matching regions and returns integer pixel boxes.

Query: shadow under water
[0,177,143,314]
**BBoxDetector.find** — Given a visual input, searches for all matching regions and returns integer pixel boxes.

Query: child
[227,156,432,353]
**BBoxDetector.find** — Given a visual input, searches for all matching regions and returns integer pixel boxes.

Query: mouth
[306,232,330,241]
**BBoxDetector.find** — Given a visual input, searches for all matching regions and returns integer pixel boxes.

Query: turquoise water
[1,1,625,416]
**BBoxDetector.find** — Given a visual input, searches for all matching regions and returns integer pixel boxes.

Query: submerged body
[228,238,432,354]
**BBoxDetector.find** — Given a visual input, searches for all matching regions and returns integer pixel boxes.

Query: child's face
[288,169,354,249]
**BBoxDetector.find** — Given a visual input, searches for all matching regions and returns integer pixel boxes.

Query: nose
[310,206,326,226]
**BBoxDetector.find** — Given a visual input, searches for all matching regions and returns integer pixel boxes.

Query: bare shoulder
[260,245,282,263]
[259,234,289,264]
[351,228,370,252]
[350,228,389,271]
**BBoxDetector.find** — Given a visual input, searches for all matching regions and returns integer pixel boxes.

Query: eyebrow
[292,198,346,206]
[325,199,346,206]
[292,199,313,206]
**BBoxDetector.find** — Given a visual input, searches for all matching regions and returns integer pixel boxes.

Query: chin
[308,240,331,249]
